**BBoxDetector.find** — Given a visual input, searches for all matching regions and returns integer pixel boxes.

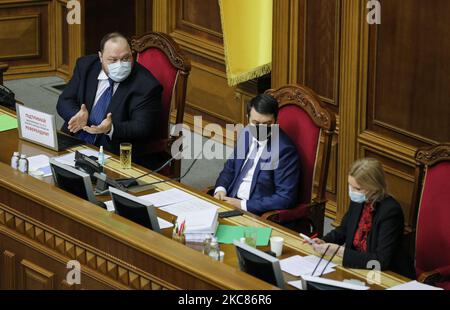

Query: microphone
[311,244,329,277]
[143,151,202,186]
[318,246,340,277]
[115,149,184,188]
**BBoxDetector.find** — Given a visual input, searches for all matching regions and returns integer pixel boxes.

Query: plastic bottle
[10,152,20,170]
[202,236,212,256]
[18,154,29,174]
[98,146,105,165]
[208,237,221,261]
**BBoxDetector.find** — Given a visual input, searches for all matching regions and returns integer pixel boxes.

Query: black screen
[52,164,90,200]
[236,247,279,287]
[112,194,157,231]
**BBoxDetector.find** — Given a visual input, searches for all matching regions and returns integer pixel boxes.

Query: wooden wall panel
[273,0,341,217]
[0,0,55,76]
[360,147,416,233]
[177,0,222,44]
[55,0,70,76]
[154,0,254,146]
[303,0,340,107]
[367,0,450,145]
[1,250,16,289]
[21,259,55,290]
[354,0,450,233]
[2,0,151,80]
[84,0,150,55]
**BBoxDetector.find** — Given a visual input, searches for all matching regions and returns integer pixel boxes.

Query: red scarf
[352,202,375,252]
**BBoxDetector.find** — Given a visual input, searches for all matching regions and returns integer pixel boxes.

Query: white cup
[270,236,284,257]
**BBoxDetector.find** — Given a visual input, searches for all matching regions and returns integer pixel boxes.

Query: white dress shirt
[215,137,268,211]
[94,70,119,139]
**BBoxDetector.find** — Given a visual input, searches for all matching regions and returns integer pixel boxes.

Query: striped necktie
[78,78,114,144]
[229,141,259,198]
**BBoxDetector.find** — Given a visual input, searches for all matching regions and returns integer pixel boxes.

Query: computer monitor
[233,240,285,289]
[49,158,97,204]
[109,187,161,233]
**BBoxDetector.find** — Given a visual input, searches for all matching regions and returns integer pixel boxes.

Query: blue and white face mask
[349,186,367,203]
[107,61,132,82]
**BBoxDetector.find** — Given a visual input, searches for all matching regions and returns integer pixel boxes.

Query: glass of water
[120,143,132,169]
[244,228,257,248]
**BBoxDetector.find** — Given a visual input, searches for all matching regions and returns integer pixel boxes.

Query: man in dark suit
[57,32,162,165]
[214,94,300,215]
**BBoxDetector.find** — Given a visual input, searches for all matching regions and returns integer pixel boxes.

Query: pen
[179,220,186,236]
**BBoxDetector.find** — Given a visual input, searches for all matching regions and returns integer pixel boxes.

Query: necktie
[229,141,259,198]
[78,78,114,144]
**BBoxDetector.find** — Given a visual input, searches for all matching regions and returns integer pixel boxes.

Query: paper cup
[270,236,284,257]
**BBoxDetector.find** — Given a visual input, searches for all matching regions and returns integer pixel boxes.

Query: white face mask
[349,186,367,203]
[107,61,132,82]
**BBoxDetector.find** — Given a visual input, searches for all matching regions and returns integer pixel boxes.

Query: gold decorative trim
[0,203,175,290]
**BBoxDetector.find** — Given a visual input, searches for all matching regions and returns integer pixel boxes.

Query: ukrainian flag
[219,0,273,86]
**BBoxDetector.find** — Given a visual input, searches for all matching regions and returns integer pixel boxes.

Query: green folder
[215,225,272,246]
[0,114,18,132]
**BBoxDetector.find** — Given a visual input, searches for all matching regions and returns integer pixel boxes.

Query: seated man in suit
[214,94,300,215]
[57,32,162,167]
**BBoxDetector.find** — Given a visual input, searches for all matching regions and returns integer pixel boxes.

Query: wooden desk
[0,108,409,290]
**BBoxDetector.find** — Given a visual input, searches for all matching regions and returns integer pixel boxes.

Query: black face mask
[249,124,273,141]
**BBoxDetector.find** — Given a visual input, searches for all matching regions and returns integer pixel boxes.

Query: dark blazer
[57,54,162,157]
[215,127,300,215]
[323,196,409,274]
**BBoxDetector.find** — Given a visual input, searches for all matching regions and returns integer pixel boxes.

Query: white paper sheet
[280,255,337,277]
[159,198,220,217]
[176,208,218,233]
[139,188,198,207]
[386,280,443,290]
[287,280,304,290]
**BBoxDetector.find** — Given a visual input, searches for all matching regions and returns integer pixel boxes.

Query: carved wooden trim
[131,32,191,72]
[21,259,54,289]
[415,143,450,167]
[2,250,16,289]
[0,204,175,290]
[411,143,450,231]
[265,84,336,131]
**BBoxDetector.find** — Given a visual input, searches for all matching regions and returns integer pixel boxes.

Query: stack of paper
[135,188,221,242]
[27,155,52,177]
[176,208,219,242]
[280,255,337,277]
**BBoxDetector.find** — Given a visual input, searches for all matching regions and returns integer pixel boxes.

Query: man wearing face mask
[213,94,300,215]
[57,32,162,165]
[307,158,414,277]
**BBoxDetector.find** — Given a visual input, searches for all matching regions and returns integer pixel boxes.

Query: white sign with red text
[17,105,56,148]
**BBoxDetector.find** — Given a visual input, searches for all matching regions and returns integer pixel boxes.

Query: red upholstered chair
[261,85,336,236]
[131,32,191,178]
[412,143,450,289]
